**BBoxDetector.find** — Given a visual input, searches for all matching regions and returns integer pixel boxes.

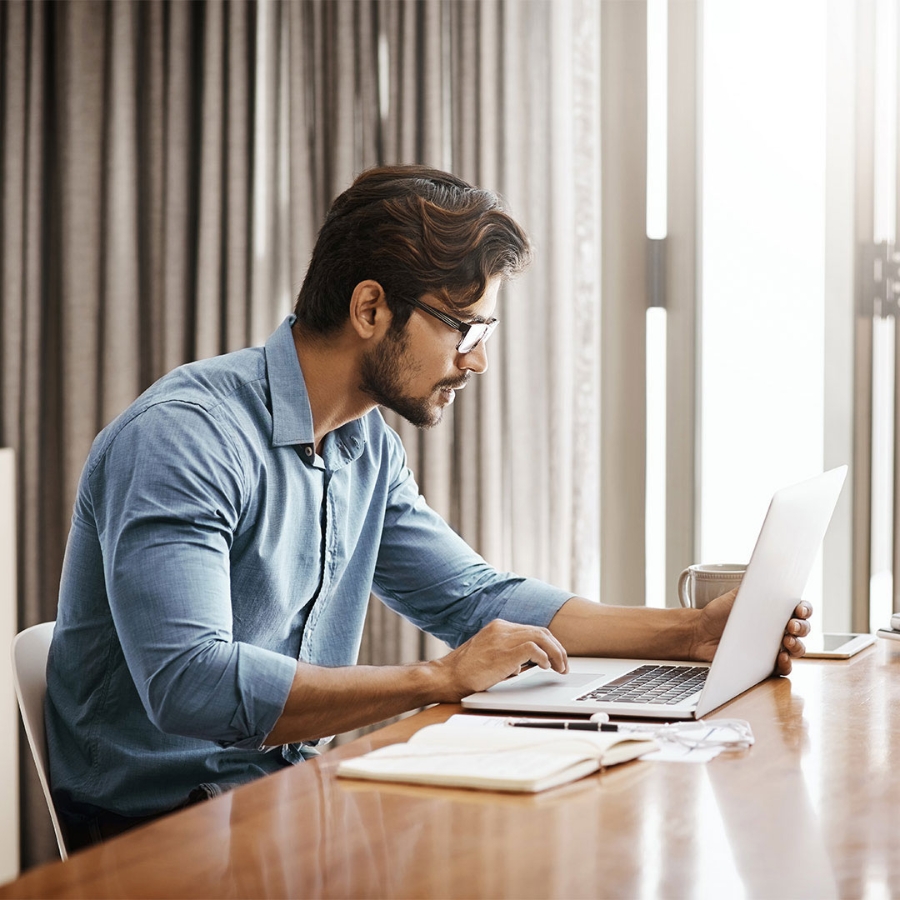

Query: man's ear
[348,280,390,340]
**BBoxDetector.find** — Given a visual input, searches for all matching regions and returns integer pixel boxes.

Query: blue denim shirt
[45,316,572,818]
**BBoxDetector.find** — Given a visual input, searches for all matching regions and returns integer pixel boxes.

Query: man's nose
[458,340,489,375]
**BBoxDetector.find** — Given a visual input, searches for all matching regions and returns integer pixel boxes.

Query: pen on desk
[511,720,619,732]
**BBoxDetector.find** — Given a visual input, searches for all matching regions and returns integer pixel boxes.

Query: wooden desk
[4,643,900,899]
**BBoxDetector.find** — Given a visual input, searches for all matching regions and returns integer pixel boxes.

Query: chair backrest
[11,622,68,859]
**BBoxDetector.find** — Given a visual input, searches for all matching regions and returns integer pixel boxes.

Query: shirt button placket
[319,473,334,596]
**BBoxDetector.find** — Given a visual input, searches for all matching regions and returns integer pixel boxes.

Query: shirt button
[304,447,313,457]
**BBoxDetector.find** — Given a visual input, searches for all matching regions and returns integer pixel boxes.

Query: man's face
[359,277,500,429]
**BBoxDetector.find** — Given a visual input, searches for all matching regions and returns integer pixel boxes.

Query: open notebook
[336,722,657,793]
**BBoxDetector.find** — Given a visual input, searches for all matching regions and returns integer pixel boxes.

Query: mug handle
[676,568,692,608]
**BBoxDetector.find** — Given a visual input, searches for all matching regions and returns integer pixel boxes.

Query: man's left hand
[775,600,812,674]
[691,592,812,675]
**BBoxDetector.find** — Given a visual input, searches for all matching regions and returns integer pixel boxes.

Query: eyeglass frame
[395,295,498,354]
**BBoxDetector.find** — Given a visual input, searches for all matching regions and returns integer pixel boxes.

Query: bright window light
[873,0,897,246]
[646,0,668,241]
[646,307,667,607]
[700,1,826,610]
[645,0,668,607]
[869,0,898,630]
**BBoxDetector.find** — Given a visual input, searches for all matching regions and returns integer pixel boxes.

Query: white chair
[11,621,68,859]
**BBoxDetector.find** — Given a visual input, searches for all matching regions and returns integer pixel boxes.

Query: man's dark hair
[293,165,532,335]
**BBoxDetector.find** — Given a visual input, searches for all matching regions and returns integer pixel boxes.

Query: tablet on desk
[803,633,875,658]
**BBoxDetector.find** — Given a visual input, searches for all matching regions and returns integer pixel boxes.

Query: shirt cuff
[216,646,298,751]
[493,578,575,629]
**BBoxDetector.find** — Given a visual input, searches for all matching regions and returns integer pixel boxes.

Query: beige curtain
[1,0,605,869]
[361,0,604,668]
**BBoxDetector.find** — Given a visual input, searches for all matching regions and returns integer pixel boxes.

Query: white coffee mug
[677,563,747,609]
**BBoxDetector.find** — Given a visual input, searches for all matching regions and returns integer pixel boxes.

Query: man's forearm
[265,618,572,745]
[264,660,447,745]
[548,597,700,659]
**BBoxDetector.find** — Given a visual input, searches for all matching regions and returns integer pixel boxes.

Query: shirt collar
[266,316,315,449]
[264,315,367,466]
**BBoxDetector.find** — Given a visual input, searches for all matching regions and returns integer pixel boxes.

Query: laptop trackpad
[487,670,603,697]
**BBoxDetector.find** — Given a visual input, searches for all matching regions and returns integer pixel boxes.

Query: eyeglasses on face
[397,296,498,354]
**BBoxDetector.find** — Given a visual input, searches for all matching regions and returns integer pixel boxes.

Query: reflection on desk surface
[705,679,838,900]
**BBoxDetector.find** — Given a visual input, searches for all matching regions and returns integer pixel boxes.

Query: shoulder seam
[86,397,253,502]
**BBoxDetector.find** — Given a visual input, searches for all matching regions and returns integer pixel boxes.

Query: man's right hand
[429,619,569,702]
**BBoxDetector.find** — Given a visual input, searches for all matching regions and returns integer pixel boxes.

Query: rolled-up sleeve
[88,401,297,749]
[372,437,573,647]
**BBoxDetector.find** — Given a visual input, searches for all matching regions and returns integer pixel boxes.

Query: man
[46,165,810,847]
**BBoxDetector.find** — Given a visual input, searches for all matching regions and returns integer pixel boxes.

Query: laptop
[462,466,848,721]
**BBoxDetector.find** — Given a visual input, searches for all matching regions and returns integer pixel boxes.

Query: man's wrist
[411,658,456,705]
[680,607,706,660]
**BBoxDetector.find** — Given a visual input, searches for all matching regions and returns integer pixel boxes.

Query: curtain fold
[1,0,608,869]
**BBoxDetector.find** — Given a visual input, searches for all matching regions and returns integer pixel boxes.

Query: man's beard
[359,330,463,429]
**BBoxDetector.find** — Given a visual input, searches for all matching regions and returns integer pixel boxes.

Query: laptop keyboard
[575,664,709,705]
